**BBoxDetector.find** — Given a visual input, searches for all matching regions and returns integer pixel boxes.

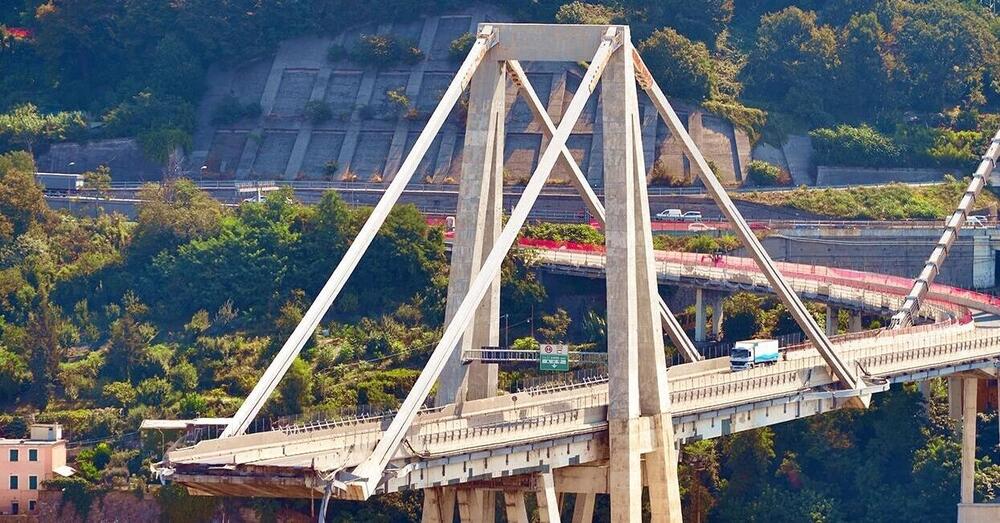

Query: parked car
[655,209,684,221]
[681,210,703,221]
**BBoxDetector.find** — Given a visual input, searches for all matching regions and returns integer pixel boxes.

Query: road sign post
[539,344,569,371]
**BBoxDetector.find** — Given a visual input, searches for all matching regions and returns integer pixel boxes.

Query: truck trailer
[35,172,84,192]
[730,339,780,371]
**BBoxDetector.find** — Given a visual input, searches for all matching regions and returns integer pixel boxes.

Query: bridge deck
[163,318,1000,499]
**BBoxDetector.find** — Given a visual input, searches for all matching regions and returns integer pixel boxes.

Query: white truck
[730,339,780,372]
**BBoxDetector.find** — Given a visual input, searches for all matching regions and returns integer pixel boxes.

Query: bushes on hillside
[522,223,604,245]
[350,34,423,69]
[304,101,333,124]
[212,95,262,125]
[448,33,475,63]
[746,160,790,186]
[0,103,86,154]
[810,125,901,168]
[811,124,988,169]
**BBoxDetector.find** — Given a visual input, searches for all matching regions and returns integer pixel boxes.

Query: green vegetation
[0,0,995,168]
[350,34,423,69]
[741,176,999,219]
[638,28,715,102]
[448,32,476,63]
[304,100,333,124]
[811,124,991,169]
[211,96,262,126]
[745,159,791,186]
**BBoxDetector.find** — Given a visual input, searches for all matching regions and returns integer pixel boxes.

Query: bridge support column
[503,491,528,523]
[825,305,839,337]
[949,376,964,420]
[604,33,682,523]
[536,472,560,523]
[457,489,494,523]
[436,48,506,406]
[422,487,456,523]
[961,378,977,505]
[711,294,725,339]
[695,288,706,342]
[848,312,863,333]
[572,493,596,523]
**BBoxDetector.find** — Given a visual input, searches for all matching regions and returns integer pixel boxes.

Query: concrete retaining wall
[816,166,949,186]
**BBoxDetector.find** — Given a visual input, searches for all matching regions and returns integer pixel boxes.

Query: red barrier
[516,237,998,315]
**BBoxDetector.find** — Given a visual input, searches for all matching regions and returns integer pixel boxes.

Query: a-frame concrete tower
[218,23,864,522]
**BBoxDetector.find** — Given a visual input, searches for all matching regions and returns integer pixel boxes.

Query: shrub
[449,32,475,63]
[746,160,791,186]
[648,160,693,186]
[323,160,339,177]
[304,100,332,124]
[211,95,261,125]
[810,124,901,167]
[350,34,423,69]
[522,223,604,245]
[555,1,623,24]
[385,88,411,116]
[138,127,191,163]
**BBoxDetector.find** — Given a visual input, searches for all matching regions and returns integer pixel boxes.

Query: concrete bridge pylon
[211,23,875,522]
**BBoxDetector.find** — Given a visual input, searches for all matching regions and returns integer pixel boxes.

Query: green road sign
[539,343,569,371]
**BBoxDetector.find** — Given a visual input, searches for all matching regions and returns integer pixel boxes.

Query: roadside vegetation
[740,176,1000,220]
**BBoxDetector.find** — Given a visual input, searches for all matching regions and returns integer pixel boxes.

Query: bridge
[154,24,1000,522]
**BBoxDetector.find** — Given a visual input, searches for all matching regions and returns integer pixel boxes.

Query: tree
[537,308,570,343]
[0,103,85,153]
[106,292,156,383]
[744,7,840,123]
[639,0,734,45]
[0,347,30,405]
[276,358,312,415]
[638,28,715,102]
[0,151,47,242]
[555,2,622,25]
[132,178,225,260]
[23,289,66,407]
[721,293,762,342]
[102,381,137,409]
[894,1,999,111]
[836,13,894,119]
[82,165,112,200]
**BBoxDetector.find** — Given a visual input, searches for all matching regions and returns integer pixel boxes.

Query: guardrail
[71,175,942,197]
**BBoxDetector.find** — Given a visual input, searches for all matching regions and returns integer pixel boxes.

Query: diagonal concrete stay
[631,49,862,391]
[219,26,500,439]
[505,59,701,363]
[891,129,1000,328]
[344,27,624,500]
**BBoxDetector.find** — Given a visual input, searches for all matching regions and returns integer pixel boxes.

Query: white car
[688,222,716,232]
[966,215,987,228]
[655,209,684,221]
[681,211,703,222]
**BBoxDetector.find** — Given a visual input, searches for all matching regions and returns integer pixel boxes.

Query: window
[7,449,16,462]
[10,501,17,515]
[9,475,17,490]
[28,500,35,512]
[28,476,36,490]
[27,449,36,462]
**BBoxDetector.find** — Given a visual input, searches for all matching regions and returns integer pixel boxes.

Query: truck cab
[730,339,780,372]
